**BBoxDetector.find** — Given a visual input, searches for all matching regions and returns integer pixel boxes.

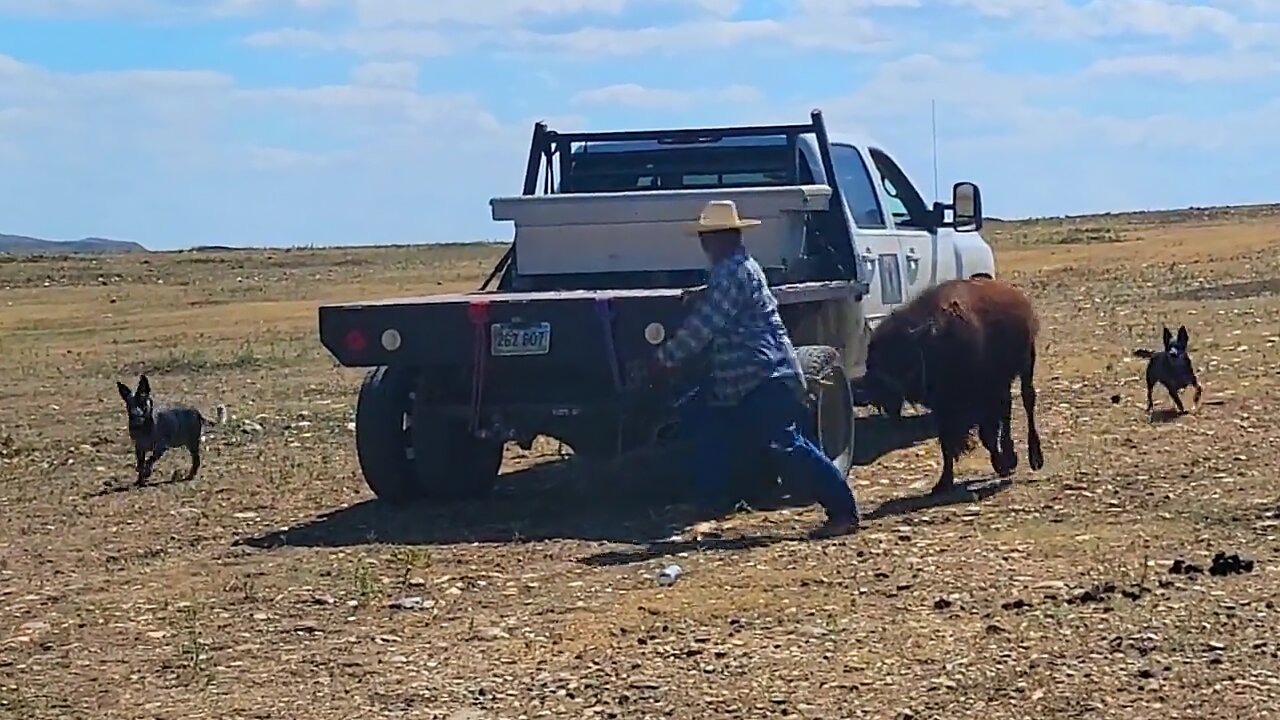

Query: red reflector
[345,329,367,352]
[467,300,490,324]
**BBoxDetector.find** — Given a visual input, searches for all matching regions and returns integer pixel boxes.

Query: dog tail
[1132,349,1156,359]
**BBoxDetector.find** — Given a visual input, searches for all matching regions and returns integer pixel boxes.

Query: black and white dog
[1134,325,1203,418]
[116,374,226,485]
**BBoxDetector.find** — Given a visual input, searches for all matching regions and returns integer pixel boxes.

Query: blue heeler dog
[1133,325,1204,419]
[116,374,227,485]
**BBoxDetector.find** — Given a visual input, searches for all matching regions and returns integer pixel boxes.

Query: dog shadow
[1147,408,1186,424]
[90,472,193,497]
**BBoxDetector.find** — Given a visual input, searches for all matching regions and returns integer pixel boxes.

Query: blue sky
[1,0,1278,249]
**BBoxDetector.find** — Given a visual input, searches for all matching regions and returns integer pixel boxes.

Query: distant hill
[0,233,147,255]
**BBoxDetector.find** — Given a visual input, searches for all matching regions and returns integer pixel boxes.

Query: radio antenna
[931,98,940,202]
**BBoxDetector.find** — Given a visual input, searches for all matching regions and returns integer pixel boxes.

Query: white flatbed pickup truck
[319,109,997,505]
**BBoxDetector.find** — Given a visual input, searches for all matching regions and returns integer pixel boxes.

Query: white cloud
[349,60,418,88]
[571,83,762,109]
[0,52,530,245]
[1084,52,1280,82]
[236,0,891,56]
[946,0,1276,46]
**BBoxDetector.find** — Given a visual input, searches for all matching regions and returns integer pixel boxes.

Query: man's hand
[680,284,707,307]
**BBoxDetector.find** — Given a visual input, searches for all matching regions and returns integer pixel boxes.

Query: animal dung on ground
[1169,552,1255,577]
[1209,551,1255,576]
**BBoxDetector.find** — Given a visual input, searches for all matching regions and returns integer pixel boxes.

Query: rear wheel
[408,392,504,501]
[354,366,416,502]
[354,366,503,504]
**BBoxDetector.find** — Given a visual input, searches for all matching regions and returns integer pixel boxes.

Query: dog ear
[1176,325,1189,348]
[117,382,132,403]
[1162,326,1173,349]
[136,374,150,397]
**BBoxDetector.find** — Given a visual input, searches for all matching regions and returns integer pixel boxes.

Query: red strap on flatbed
[467,300,490,433]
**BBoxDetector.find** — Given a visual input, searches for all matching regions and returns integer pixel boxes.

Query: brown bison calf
[861,277,1044,494]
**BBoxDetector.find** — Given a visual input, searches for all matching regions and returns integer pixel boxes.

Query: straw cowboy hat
[688,199,762,234]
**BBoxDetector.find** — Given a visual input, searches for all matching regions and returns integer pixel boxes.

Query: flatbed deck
[321,279,861,310]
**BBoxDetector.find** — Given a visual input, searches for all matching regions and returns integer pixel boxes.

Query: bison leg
[931,413,969,494]
[1000,382,1018,473]
[1021,347,1044,471]
[978,412,1004,477]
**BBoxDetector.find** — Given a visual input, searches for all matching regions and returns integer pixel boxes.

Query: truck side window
[829,144,886,229]
[869,148,930,229]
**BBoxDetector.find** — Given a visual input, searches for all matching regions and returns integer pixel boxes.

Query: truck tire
[409,394,504,502]
[354,366,417,502]
[795,345,857,478]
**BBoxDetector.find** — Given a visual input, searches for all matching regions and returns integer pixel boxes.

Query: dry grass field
[2,204,1279,719]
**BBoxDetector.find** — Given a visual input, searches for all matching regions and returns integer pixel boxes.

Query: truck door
[867,147,957,299]
[826,143,908,326]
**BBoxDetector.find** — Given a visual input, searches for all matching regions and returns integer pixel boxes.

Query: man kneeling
[638,200,860,539]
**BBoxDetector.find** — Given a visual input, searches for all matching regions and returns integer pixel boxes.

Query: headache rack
[481,108,856,291]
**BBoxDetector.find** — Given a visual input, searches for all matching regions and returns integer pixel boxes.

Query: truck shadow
[237,419,998,556]
[238,451,729,550]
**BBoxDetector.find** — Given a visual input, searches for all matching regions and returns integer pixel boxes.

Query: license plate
[490,321,551,356]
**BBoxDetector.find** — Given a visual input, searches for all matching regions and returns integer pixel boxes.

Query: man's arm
[656,268,744,368]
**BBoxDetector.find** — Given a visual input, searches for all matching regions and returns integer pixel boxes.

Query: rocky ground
[1,209,1278,719]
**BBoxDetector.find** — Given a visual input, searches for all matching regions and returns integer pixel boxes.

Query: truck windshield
[562,141,795,193]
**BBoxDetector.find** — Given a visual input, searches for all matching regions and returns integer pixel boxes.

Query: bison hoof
[1029,447,1045,471]
[1001,451,1018,476]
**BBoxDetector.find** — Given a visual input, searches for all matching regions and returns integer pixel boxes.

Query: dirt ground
[2,205,1279,719]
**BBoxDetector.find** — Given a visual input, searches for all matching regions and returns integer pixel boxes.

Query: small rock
[474,627,510,641]
[933,597,953,610]
[387,596,432,611]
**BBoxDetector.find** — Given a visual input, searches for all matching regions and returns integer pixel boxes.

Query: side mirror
[951,181,982,231]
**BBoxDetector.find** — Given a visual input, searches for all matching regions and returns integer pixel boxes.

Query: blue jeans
[684,377,859,520]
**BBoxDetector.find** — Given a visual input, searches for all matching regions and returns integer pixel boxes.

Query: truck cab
[795,135,996,325]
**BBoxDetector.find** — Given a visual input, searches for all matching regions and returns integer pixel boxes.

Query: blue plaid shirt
[656,248,804,406]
